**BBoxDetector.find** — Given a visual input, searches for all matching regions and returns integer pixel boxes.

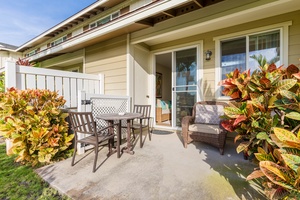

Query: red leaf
[230,91,241,99]
[268,63,277,72]
[246,103,255,117]
[292,72,300,80]
[233,68,240,78]
[260,77,271,88]
[233,115,247,126]
[221,120,235,132]
[287,64,299,75]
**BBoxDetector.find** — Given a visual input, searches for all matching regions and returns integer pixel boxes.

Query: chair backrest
[69,111,97,135]
[192,101,227,125]
[133,105,151,118]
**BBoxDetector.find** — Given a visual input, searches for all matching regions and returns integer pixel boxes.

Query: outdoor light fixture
[205,50,212,60]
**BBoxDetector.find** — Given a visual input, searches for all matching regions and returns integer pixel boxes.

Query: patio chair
[181,101,228,155]
[69,111,116,172]
[131,105,152,147]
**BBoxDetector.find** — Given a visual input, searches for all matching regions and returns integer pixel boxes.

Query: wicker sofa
[156,99,171,123]
[181,101,228,155]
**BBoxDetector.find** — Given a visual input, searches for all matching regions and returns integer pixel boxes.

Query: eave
[18,0,226,63]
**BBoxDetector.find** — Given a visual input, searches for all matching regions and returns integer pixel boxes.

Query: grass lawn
[0,144,71,200]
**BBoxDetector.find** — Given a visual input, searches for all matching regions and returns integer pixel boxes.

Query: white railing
[1,61,104,108]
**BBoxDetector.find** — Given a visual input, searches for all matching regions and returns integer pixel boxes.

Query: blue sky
[0,0,97,47]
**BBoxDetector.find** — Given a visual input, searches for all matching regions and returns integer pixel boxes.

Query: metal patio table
[96,112,142,158]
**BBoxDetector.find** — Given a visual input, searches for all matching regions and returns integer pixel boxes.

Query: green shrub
[0,72,4,93]
[0,87,74,166]
[219,57,300,199]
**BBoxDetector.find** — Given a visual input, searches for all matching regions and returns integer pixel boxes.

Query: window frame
[214,21,291,100]
[51,35,67,47]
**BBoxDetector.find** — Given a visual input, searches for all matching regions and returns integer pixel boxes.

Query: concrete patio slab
[36,130,266,200]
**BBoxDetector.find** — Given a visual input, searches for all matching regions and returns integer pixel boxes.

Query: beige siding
[85,35,127,95]
[151,10,300,101]
[133,45,151,104]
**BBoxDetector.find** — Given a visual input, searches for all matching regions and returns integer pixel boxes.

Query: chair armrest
[181,116,194,148]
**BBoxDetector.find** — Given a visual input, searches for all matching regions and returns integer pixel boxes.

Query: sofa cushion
[194,104,224,125]
[188,124,221,135]
[156,99,171,110]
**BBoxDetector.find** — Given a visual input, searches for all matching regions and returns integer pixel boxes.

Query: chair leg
[107,137,115,156]
[93,146,98,173]
[140,119,143,148]
[71,142,77,166]
[147,125,151,141]
[132,129,136,140]
[219,148,224,155]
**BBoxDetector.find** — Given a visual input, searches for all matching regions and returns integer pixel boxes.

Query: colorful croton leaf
[0,87,74,166]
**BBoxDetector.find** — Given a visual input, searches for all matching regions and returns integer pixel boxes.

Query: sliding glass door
[172,47,198,127]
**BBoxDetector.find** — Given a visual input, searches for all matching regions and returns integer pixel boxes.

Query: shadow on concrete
[175,131,266,200]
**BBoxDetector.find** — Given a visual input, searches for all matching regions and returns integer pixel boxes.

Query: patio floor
[36,130,266,200]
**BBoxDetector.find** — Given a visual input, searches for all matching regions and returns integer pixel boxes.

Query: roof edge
[16,0,109,52]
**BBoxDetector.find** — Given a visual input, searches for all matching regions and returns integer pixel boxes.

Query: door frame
[151,41,204,129]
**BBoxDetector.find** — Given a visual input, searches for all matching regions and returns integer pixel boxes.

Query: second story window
[97,16,110,26]
[51,35,67,47]
[89,11,120,30]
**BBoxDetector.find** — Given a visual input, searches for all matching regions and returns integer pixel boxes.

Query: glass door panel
[173,48,197,127]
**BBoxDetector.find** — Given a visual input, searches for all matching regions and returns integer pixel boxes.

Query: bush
[219,57,300,199]
[0,87,74,166]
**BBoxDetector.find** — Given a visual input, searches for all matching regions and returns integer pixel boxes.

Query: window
[89,11,120,30]
[221,30,280,81]
[27,49,37,56]
[97,16,110,26]
[111,11,120,20]
[51,35,67,47]
[89,22,97,29]
[217,29,282,98]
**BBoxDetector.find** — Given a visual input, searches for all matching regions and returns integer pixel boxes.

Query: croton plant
[219,57,300,199]
[0,87,73,166]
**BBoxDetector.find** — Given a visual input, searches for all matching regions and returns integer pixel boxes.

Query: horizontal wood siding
[85,36,127,95]
[151,10,300,101]
[288,11,300,64]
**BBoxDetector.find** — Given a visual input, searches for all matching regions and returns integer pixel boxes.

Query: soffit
[18,0,225,53]
[17,0,125,51]
[131,0,300,46]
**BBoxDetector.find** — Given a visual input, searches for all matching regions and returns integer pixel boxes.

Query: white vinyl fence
[1,61,135,155]
[1,61,104,108]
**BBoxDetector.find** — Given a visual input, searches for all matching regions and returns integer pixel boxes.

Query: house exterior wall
[39,49,84,69]
[85,35,127,95]
[132,45,151,105]
[149,10,300,101]
[0,50,21,67]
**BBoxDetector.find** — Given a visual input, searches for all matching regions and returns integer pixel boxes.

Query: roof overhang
[16,0,125,52]
[25,0,207,62]
[131,0,300,46]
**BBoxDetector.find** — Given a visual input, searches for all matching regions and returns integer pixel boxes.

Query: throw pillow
[194,104,224,125]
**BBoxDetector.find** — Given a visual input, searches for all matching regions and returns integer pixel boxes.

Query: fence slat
[4,62,104,109]
[70,78,77,107]
[55,77,63,97]
[37,75,46,89]
[63,77,70,107]
[26,74,36,89]
[46,76,54,91]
